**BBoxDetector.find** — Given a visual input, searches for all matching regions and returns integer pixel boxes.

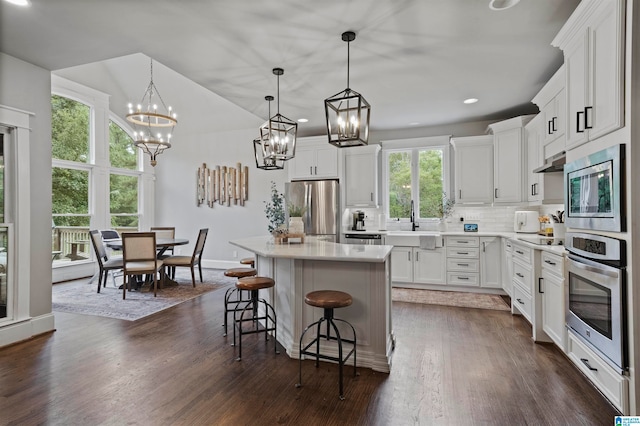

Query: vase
[438,220,448,231]
[289,217,304,234]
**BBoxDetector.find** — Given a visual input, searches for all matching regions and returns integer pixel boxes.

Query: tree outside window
[110,174,139,229]
[109,120,138,170]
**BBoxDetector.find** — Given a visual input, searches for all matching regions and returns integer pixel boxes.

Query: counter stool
[240,257,255,268]
[233,276,279,361]
[295,290,357,400]
[223,267,257,337]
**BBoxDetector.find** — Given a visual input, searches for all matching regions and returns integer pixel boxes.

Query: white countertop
[230,236,393,263]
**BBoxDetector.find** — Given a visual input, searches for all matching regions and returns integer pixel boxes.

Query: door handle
[516,298,524,305]
[416,252,419,262]
[538,277,544,294]
[580,358,598,372]
[482,242,486,252]
[584,106,593,129]
[516,272,524,278]
[371,192,373,201]
[552,116,557,132]
[548,119,553,135]
[531,184,535,196]
[310,166,313,175]
[408,251,411,261]
[576,110,584,133]
[459,189,462,199]
[495,188,498,199]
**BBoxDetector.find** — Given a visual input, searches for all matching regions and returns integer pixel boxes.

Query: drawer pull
[516,273,524,278]
[457,276,469,280]
[516,298,524,305]
[457,252,469,255]
[515,250,524,255]
[544,260,556,266]
[457,263,469,267]
[456,241,469,244]
[580,358,598,372]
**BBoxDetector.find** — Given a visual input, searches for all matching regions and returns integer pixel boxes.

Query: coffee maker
[352,211,365,231]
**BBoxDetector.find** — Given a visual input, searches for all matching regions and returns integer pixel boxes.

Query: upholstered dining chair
[121,232,164,299]
[150,226,175,259]
[89,230,124,293]
[162,228,208,287]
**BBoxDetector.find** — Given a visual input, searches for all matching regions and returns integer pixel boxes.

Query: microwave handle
[568,254,620,279]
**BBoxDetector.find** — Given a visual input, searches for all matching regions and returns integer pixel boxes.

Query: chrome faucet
[410,200,419,231]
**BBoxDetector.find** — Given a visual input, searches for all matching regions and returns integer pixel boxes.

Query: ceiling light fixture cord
[346,37,350,90]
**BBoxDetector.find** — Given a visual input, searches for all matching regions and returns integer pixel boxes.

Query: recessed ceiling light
[489,0,520,11]
[463,98,479,104]
[408,122,420,126]
[297,118,308,123]
[3,0,31,6]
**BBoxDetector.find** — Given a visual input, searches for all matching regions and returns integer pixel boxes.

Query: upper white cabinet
[450,136,494,204]
[552,0,625,149]
[344,144,380,207]
[532,65,566,159]
[488,115,534,204]
[525,115,564,205]
[288,136,339,181]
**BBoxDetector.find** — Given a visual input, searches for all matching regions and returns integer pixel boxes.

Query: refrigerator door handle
[304,182,312,231]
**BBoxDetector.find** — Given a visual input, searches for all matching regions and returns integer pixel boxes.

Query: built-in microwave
[564,144,625,232]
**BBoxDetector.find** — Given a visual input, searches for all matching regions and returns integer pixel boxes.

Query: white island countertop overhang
[230,236,393,263]
[229,236,395,373]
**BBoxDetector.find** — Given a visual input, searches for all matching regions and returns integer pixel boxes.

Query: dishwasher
[343,233,383,245]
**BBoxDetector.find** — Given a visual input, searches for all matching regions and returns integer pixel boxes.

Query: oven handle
[568,254,620,279]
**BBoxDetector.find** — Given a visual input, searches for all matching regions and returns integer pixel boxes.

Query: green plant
[264,181,286,233]
[438,191,455,219]
[288,203,306,217]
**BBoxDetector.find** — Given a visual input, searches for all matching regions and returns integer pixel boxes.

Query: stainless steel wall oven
[564,144,625,232]
[566,232,627,373]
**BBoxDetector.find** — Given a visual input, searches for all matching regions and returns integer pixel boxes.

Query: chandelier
[324,31,371,148]
[259,68,297,162]
[126,59,177,167]
[254,96,284,170]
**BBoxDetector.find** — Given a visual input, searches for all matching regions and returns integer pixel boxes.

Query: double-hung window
[383,136,451,222]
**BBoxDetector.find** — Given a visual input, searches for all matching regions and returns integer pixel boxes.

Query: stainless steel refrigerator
[285,179,340,242]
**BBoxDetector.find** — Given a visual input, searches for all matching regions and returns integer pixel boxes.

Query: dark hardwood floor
[0,280,619,425]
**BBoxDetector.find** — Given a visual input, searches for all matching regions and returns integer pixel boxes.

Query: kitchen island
[230,236,394,373]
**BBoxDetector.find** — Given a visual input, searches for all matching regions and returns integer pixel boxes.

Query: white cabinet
[552,0,624,149]
[525,115,564,205]
[288,137,339,180]
[480,236,502,289]
[344,145,380,208]
[390,246,446,285]
[446,236,480,287]
[450,136,494,204]
[532,65,566,159]
[488,116,534,204]
[502,238,513,297]
[540,251,566,351]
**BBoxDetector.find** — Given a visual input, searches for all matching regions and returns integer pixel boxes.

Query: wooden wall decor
[197,163,249,208]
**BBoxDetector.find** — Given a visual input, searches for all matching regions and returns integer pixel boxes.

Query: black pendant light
[259,68,297,161]
[324,31,371,148]
[254,96,285,170]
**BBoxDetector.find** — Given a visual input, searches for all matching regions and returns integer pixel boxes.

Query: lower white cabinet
[540,251,566,351]
[480,236,502,288]
[390,246,446,285]
[502,238,513,296]
[446,236,480,287]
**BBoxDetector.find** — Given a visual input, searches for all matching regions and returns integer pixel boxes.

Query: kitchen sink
[384,231,443,247]
[385,231,441,236]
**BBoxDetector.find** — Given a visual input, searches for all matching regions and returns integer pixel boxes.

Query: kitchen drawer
[512,243,533,265]
[567,332,628,413]
[512,261,532,294]
[504,239,513,253]
[512,283,532,323]
[541,252,563,278]
[446,258,479,272]
[446,272,479,287]
[446,247,480,258]
[446,237,479,247]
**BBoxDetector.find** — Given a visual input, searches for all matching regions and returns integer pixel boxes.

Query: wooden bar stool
[296,290,357,400]
[239,257,255,268]
[223,267,257,337]
[233,276,279,361]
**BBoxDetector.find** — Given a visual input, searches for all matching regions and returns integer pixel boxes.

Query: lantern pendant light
[325,31,371,148]
[259,68,297,162]
[254,95,285,170]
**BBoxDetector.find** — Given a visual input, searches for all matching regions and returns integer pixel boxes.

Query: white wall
[0,53,54,333]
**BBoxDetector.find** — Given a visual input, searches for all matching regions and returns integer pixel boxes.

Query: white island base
[230,237,394,373]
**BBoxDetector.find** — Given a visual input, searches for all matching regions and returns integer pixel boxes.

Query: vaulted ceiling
[0,0,579,135]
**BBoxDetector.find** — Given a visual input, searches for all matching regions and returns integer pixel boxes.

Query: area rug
[52,268,234,321]
[392,287,511,311]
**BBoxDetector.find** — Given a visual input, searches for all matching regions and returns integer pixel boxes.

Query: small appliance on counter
[352,210,365,231]
[514,211,538,233]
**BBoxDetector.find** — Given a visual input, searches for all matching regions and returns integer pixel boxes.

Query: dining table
[106,237,189,289]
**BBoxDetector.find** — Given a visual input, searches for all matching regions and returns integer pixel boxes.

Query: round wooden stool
[295,290,357,400]
[239,257,255,268]
[233,276,279,361]
[222,267,257,337]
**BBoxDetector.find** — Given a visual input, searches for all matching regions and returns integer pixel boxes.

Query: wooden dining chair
[121,232,164,299]
[162,228,208,287]
[89,230,123,293]
[151,226,175,259]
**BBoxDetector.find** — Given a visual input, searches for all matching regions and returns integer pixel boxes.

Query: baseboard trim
[0,313,55,348]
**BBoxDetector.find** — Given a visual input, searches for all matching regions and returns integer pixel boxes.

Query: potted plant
[288,203,306,234]
[437,192,455,230]
[264,181,286,235]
